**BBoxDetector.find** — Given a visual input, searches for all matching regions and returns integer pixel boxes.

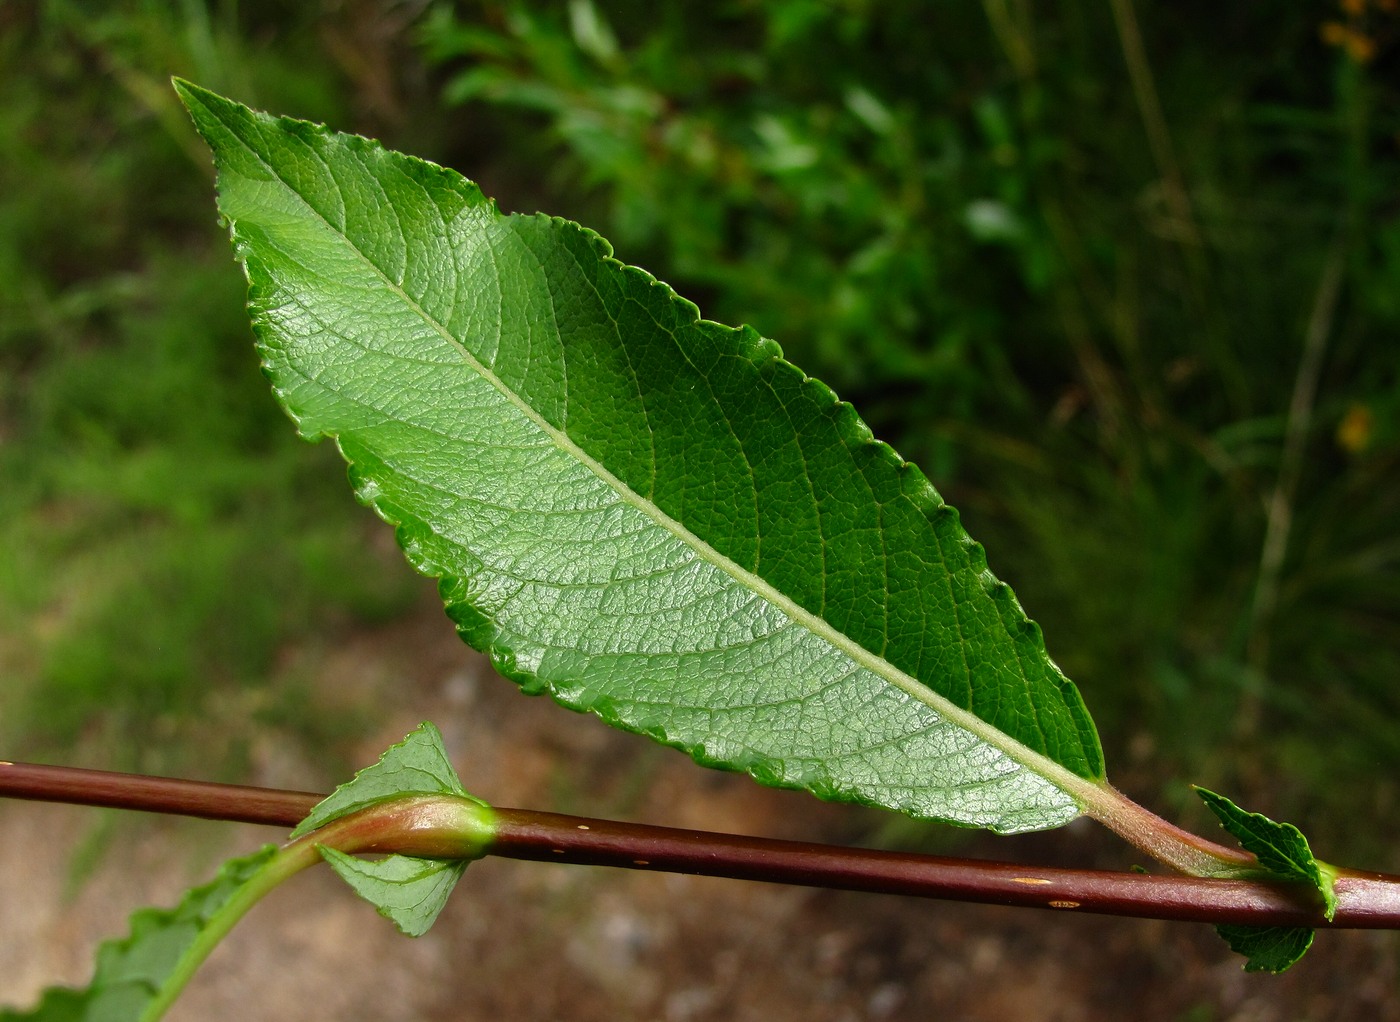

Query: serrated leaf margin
[292,721,475,838]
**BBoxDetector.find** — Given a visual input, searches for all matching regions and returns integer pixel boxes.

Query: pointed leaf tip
[292,721,472,838]
[171,77,218,120]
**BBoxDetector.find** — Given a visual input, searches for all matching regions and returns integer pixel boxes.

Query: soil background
[3,601,1397,1022]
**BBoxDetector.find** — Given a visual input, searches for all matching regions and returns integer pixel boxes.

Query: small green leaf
[1,846,278,1022]
[292,721,473,838]
[1196,787,1336,916]
[293,722,486,936]
[319,848,469,937]
[177,79,1108,837]
[1213,925,1315,975]
[1196,787,1337,972]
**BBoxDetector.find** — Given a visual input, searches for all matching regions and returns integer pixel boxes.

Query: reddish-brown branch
[3,760,1397,928]
[0,760,321,826]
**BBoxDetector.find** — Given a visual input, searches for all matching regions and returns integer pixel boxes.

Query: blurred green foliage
[0,2,422,774]
[2,1,1397,859]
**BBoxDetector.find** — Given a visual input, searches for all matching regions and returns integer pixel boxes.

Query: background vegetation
[2,0,1398,871]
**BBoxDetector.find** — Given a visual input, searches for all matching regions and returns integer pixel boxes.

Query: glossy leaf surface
[178,80,1105,834]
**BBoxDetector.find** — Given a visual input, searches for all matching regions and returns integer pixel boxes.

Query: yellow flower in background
[1321,20,1377,62]
[1337,403,1376,454]
[1321,0,1397,62]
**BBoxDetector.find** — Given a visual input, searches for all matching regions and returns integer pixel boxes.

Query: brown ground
[3,601,1397,1021]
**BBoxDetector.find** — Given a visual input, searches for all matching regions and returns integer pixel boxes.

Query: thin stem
[1240,234,1348,734]
[487,807,1399,929]
[1108,0,1199,247]
[0,759,321,825]
[3,760,1397,929]
[1074,780,1259,879]
[980,0,1035,79]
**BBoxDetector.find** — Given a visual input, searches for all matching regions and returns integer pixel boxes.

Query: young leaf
[319,848,469,937]
[1213,925,1315,975]
[1196,787,1337,972]
[1196,788,1337,916]
[1,846,278,1022]
[176,79,1106,836]
[291,720,474,838]
[292,721,485,935]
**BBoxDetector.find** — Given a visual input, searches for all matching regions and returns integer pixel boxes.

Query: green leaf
[291,721,484,935]
[176,79,1105,835]
[1,846,278,1022]
[291,720,473,838]
[1196,787,1337,972]
[1212,925,1315,976]
[1196,788,1337,916]
[319,848,469,937]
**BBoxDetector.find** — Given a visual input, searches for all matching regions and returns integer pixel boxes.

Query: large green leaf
[177,80,1105,835]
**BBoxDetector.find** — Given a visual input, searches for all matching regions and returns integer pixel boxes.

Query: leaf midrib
[210,96,1101,812]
